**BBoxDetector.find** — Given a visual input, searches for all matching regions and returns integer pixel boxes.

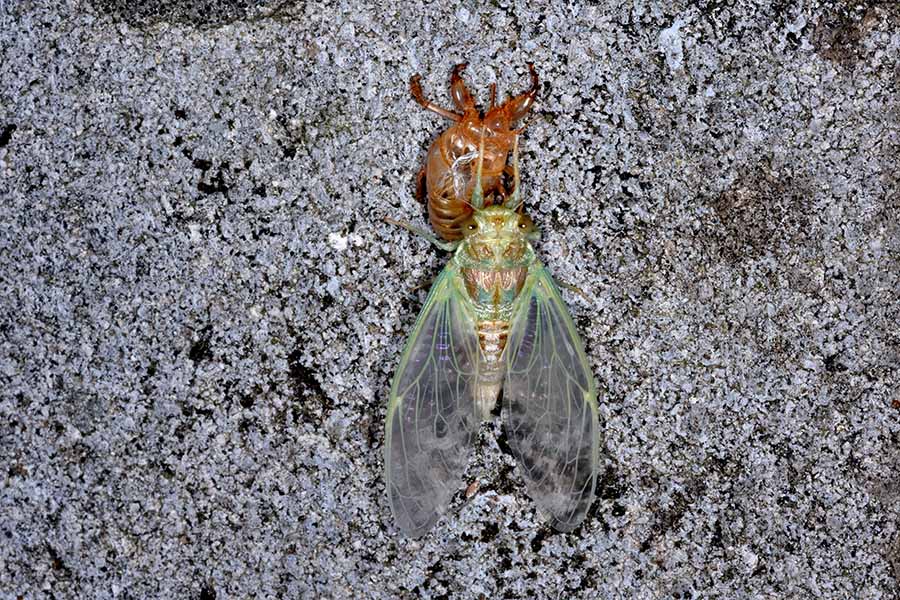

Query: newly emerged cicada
[385,129,599,536]
[411,62,539,241]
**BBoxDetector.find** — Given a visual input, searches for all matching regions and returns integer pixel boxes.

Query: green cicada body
[385,135,599,537]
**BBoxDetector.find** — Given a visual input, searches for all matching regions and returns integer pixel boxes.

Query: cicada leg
[556,280,593,303]
[449,63,476,112]
[503,63,540,121]
[414,165,427,204]
[410,74,462,122]
[384,217,460,252]
[495,164,518,210]
[410,276,436,294]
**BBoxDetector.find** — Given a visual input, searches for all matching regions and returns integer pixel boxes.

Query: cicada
[411,62,539,241]
[385,130,599,536]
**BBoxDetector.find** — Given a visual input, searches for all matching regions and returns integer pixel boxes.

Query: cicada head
[459,206,539,265]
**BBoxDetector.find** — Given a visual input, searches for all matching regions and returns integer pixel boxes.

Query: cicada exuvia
[384,130,599,537]
[411,62,539,241]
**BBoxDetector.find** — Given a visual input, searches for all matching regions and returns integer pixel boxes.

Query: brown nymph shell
[411,63,539,241]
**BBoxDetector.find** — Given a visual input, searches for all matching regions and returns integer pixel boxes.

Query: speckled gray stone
[1,0,899,598]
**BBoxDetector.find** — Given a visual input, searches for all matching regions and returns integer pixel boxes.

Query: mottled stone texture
[1,0,898,598]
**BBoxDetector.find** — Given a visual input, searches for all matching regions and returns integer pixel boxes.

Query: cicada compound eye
[517,214,535,233]
[461,217,479,236]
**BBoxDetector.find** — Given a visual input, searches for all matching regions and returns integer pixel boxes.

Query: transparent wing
[384,266,481,537]
[504,266,599,532]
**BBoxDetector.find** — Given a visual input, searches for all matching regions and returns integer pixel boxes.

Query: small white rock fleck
[329,232,348,252]
[658,18,687,73]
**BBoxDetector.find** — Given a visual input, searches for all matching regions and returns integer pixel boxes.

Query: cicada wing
[384,267,481,537]
[504,266,599,532]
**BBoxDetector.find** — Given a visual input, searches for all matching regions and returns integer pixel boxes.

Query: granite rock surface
[1,0,899,598]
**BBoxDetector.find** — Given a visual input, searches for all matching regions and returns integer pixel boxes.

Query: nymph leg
[410,74,462,121]
[449,63,476,112]
[503,63,540,121]
[414,165,427,204]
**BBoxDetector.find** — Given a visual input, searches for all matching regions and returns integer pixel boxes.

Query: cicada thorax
[456,207,538,417]
[411,63,539,241]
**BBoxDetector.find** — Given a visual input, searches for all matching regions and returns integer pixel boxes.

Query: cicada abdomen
[411,63,539,241]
